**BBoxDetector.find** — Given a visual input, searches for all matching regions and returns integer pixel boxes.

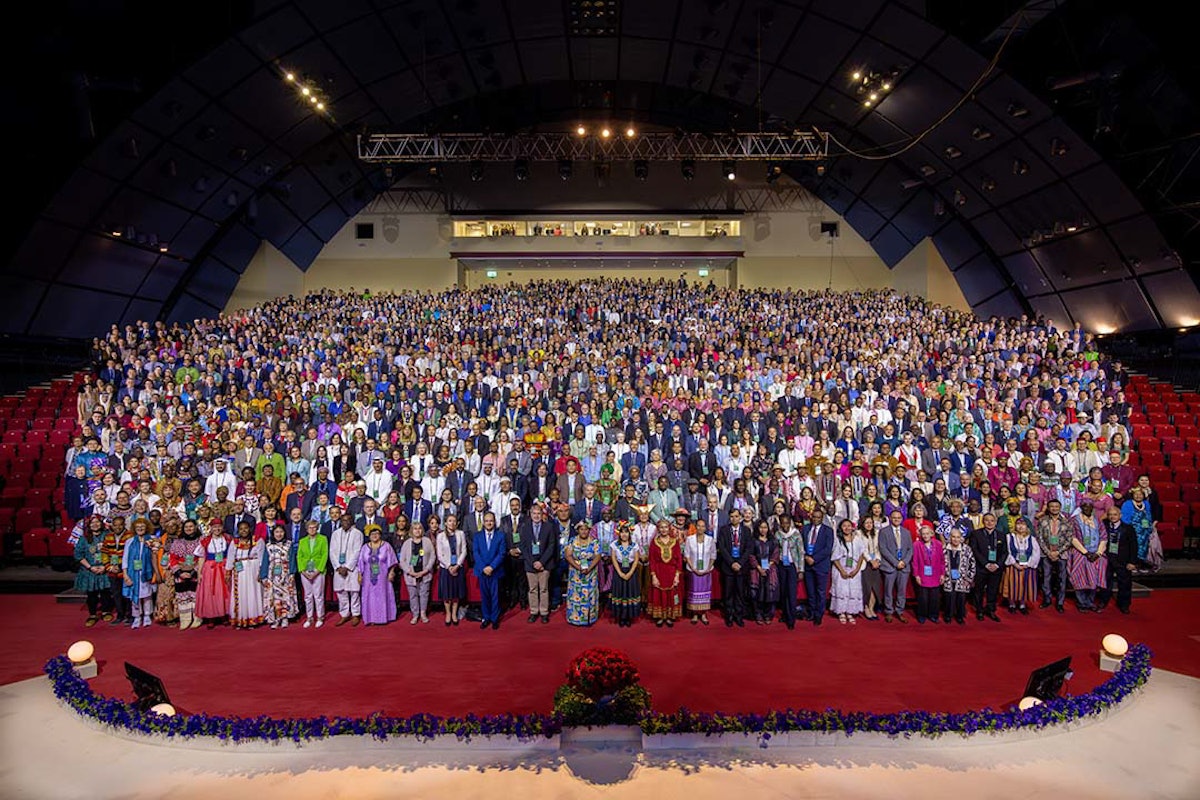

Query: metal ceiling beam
[357,131,829,162]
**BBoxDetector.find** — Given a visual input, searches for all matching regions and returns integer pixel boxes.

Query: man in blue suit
[802,507,835,626]
[572,484,604,526]
[406,485,434,528]
[473,511,506,629]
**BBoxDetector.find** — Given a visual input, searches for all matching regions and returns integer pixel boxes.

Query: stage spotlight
[881,81,892,91]
[316,102,325,111]
[1013,158,1030,175]
[1050,137,1069,157]
[67,641,94,665]
[815,162,826,177]
[1102,634,1128,658]
[301,86,311,96]
[681,159,696,181]
[558,159,573,181]
[150,703,177,717]
[159,244,169,253]
[1018,696,1043,711]
[427,163,442,180]
[633,159,649,180]
[625,126,636,138]
[766,163,782,183]
[285,72,295,82]
[600,127,612,139]
[851,70,861,81]
[514,158,530,181]
[863,99,872,108]
[723,160,736,181]
[576,125,586,136]
[469,160,485,182]
[981,176,996,192]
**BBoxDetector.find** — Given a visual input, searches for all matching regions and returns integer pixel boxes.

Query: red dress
[647,535,683,619]
[194,534,231,619]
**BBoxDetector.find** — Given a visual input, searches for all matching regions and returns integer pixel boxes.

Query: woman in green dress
[594,462,620,507]
[73,515,113,627]
[565,521,601,626]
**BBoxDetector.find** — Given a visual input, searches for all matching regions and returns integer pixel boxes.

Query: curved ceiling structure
[5,0,1198,337]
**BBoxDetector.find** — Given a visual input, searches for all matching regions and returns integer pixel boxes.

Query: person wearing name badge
[329,514,363,626]
[565,521,601,626]
[473,512,507,630]
[941,528,975,624]
[436,514,468,626]
[171,519,203,630]
[748,519,781,624]
[911,524,945,624]
[225,520,265,628]
[398,520,435,625]
[610,521,642,627]
[858,516,883,621]
[830,517,866,625]
[260,523,298,629]
[194,519,231,628]
[717,507,751,627]
[73,515,112,628]
[774,513,805,628]
[1098,505,1138,615]
[1001,517,1041,615]
[802,507,835,626]
[1067,500,1106,613]
[121,518,156,630]
[877,508,912,624]
[683,515,717,625]
[968,512,1007,621]
[296,520,329,628]
[519,504,557,624]
[647,520,684,627]
[356,524,398,625]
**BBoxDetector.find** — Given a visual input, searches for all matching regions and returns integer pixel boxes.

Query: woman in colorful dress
[1001,517,1042,614]
[260,523,298,628]
[100,517,132,624]
[748,519,780,624]
[356,524,398,625]
[73,515,112,627]
[226,520,265,628]
[683,513,717,625]
[1120,487,1155,568]
[565,521,601,626]
[647,520,684,627]
[121,518,156,630]
[941,528,976,624]
[150,515,180,625]
[594,507,616,610]
[194,518,231,628]
[436,514,467,626]
[830,517,866,624]
[1068,500,1107,612]
[594,463,620,507]
[609,521,642,627]
[171,519,203,630]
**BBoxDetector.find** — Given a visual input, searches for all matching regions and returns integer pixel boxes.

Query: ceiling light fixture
[285,72,295,82]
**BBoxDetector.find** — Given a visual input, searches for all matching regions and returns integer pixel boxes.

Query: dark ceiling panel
[621,1,676,39]
[136,258,190,302]
[238,3,315,62]
[1028,117,1101,177]
[930,218,983,268]
[126,145,212,206]
[326,15,407,85]
[8,221,81,280]
[100,187,192,242]
[1105,215,1179,275]
[994,181,1087,243]
[223,68,316,142]
[970,72,1051,137]
[954,252,1007,304]
[31,285,132,338]
[182,38,261,97]
[121,298,165,328]
[868,3,942,60]
[1071,163,1144,225]
[83,121,161,182]
[1031,228,1124,291]
[759,68,821,126]
[130,80,211,138]
[858,161,913,219]
[1003,250,1052,298]
[57,234,159,295]
[620,37,670,83]
[306,201,350,241]
[0,277,46,334]
[167,293,222,326]
[278,226,324,269]
[245,194,303,251]
[870,224,915,267]
[725,1,805,64]
[1028,293,1073,329]
[42,168,120,228]
[167,217,221,260]
[178,104,268,174]
[366,71,430,120]
[782,14,858,84]
[186,259,242,308]
[294,0,372,33]
[843,200,887,241]
[505,0,564,38]
[973,288,1025,320]
[968,210,1023,258]
[210,223,263,273]
[810,0,884,29]
[277,38,360,103]
[272,165,330,221]
[891,189,941,245]
[921,35,986,93]
[197,176,254,223]
[1141,270,1200,327]
[1058,280,1158,332]
[878,66,966,138]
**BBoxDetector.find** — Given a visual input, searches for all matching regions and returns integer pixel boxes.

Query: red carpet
[2,591,1198,719]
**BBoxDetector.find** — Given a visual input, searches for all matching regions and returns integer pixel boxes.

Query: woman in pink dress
[193,519,231,627]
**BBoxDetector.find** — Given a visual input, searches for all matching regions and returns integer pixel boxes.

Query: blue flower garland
[43,644,1151,743]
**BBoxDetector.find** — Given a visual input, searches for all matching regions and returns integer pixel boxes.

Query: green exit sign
[486,270,498,278]
[698,269,710,277]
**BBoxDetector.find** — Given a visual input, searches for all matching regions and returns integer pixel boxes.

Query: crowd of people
[67,278,1161,632]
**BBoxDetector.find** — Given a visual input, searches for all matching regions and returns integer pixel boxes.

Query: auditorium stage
[1,591,1198,720]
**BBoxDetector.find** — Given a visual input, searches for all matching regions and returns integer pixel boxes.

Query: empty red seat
[1157,524,1184,551]
[20,527,52,559]
[1138,450,1165,467]
[53,418,76,432]
[1181,484,1200,504]
[1131,424,1154,440]
[1156,482,1180,501]
[1,430,23,444]
[47,429,71,446]
[14,507,43,536]
[14,443,40,459]
[0,488,24,508]
[23,489,51,509]
[1155,424,1178,438]
[1177,425,1199,440]
[1174,467,1198,485]
[1163,438,1186,453]
[23,429,48,443]
[1147,412,1170,425]
[1148,465,1172,484]
[30,473,60,489]
[1138,437,1160,452]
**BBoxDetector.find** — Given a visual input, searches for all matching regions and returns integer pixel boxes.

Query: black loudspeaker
[1022,656,1073,702]
[819,221,840,237]
[125,662,172,712]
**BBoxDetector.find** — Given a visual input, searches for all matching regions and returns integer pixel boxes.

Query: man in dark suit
[1099,505,1138,614]
[462,495,489,538]
[968,512,1007,621]
[878,508,912,624]
[405,485,433,528]
[518,504,558,624]
[354,498,387,545]
[572,484,604,527]
[717,508,752,627]
[501,496,527,611]
[473,512,506,629]
[687,438,718,488]
[802,508,835,625]
[222,499,256,538]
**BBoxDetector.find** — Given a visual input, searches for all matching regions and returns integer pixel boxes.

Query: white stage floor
[2,669,1198,800]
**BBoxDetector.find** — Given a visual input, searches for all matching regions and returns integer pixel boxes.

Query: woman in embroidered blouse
[1001,517,1041,614]
[941,528,975,624]
[748,519,781,624]
[259,522,298,628]
[610,522,642,627]
[831,518,866,624]
[194,519,231,628]
[1120,487,1155,566]
[226,520,265,628]
[858,515,882,620]
[1068,500,1107,612]
[647,520,684,626]
[683,516,717,625]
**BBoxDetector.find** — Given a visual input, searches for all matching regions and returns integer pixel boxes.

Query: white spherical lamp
[1102,634,1129,658]
[149,703,176,717]
[66,641,94,665]
[1018,696,1043,711]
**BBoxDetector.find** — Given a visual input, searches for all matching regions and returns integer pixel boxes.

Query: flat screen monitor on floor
[124,662,171,712]
[1022,656,1073,702]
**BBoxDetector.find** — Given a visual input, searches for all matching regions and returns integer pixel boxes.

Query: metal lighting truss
[357,131,829,162]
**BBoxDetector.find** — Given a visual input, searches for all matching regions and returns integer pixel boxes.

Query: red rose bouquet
[565,647,639,700]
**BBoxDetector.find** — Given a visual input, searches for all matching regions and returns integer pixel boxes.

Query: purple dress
[356,542,398,624]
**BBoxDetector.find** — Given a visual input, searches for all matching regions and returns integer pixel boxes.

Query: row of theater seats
[0,373,87,562]
[1124,374,1200,552]
[0,372,1198,564]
